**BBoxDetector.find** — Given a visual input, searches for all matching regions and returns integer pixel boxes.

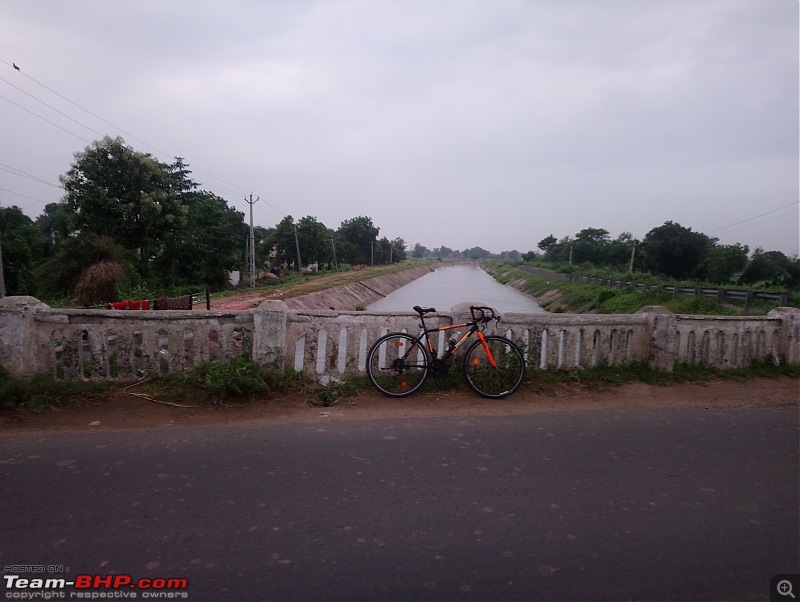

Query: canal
[367,264,545,313]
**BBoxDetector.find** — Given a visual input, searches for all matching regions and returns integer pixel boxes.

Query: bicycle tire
[463,335,525,398]
[366,333,430,397]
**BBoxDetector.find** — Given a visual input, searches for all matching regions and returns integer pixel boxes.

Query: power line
[714,207,799,236]
[0,94,91,143]
[0,186,52,204]
[1,57,173,158]
[0,74,104,137]
[2,58,260,205]
[708,202,799,234]
[1,59,300,229]
[0,162,61,188]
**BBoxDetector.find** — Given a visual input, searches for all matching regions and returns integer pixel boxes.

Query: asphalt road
[1,405,798,601]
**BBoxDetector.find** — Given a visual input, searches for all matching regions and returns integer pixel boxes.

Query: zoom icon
[772,574,800,602]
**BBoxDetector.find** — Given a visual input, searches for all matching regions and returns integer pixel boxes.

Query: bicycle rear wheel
[366,333,429,397]
[463,335,525,398]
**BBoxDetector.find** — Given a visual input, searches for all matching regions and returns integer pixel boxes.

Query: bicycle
[366,305,526,399]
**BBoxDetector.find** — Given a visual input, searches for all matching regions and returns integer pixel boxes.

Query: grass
[522,359,799,389]
[0,365,112,414]
[2,353,797,420]
[0,356,374,418]
[486,263,784,315]
[410,357,798,395]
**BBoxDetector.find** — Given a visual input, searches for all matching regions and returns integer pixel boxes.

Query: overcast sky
[1,0,798,256]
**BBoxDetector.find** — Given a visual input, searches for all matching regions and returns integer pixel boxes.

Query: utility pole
[293,224,303,273]
[330,234,339,272]
[0,224,5,298]
[244,194,259,288]
[629,240,637,273]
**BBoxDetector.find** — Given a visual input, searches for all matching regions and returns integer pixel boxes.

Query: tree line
[1,136,795,303]
[0,137,405,304]
[527,223,799,290]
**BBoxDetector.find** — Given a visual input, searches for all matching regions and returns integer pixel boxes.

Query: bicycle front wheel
[366,333,429,397]
[463,335,525,398]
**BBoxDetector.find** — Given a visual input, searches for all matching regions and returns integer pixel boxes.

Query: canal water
[367,264,545,313]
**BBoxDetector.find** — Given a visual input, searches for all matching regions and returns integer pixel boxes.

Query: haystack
[72,260,127,307]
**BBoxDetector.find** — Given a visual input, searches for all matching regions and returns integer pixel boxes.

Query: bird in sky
[13,63,20,71]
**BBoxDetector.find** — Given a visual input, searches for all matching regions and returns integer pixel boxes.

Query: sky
[1,0,798,256]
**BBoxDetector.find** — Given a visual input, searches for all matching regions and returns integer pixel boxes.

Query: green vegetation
[488,262,795,315]
[528,223,799,290]
[523,359,799,389]
[0,365,112,414]
[0,357,370,418]
[305,378,369,407]
[0,137,407,306]
[3,355,796,421]
[2,136,794,308]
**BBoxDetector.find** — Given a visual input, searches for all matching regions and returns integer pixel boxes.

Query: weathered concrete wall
[284,264,433,311]
[0,296,254,380]
[1,296,797,382]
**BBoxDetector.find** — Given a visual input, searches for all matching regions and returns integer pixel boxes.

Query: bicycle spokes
[464,336,525,399]
[366,333,429,397]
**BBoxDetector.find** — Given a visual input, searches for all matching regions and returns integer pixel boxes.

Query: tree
[642,221,713,279]
[35,235,132,302]
[698,243,749,284]
[463,246,491,260]
[412,243,428,259]
[297,216,331,267]
[370,236,406,264]
[740,249,800,289]
[35,202,73,260]
[271,216,299,269]
[253,225,275,272]
[572,228,610,265]
[538,235,557,254]
[601,232,638,268]
[50,140,249,295]
[434,245,455,259]
[59,136,187,268]
[545,236,573,263]
[159,190,247,289]
[391,238,407,262]
[337,216,379,265]
[0,206,45,295]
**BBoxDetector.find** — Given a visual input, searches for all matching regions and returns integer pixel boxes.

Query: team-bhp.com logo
[4,573,189,599]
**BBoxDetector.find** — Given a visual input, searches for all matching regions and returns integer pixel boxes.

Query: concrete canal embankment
[283,264,434,311]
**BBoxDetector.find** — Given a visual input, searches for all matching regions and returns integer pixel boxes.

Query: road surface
[1,403,798,600]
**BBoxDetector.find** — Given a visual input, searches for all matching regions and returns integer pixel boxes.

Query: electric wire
[0,163,61,188]
[1,94,91,143]
[0,73,104,137]
[1,58,266,210]
[714,207,799,236]
[1,58,173,158]
[707,202,799,234]
[0,187,52,205]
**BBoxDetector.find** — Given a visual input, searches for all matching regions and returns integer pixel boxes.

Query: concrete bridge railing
[0,296,798,382]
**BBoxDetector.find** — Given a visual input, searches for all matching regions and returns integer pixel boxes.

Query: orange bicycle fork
[476,330,499,368]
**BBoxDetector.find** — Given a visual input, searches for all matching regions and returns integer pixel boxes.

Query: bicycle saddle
[413,305,436,314]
